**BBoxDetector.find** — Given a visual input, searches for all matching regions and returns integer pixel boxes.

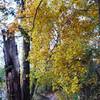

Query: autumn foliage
[19,0,98,96]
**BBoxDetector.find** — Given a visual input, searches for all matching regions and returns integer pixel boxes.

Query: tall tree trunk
[2,31,21,100]
[19,26,30,100]
[19,0,31,99]
[22,34,30,100]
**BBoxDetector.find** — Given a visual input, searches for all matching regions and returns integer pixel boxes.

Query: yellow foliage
[20,0,98,95]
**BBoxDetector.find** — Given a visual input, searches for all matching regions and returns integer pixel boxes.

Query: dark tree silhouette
[2,30,21,100]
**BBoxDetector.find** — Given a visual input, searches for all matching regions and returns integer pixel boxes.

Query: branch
[17,16,34,19]
[75,3,96,12]
[30,0,43,32]
[0,45,3,48]
[18,0,43,34]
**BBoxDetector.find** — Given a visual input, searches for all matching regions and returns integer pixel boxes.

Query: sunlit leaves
[21,0,98,95]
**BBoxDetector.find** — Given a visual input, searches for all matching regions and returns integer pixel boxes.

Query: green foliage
[0,68,5,80]
[0,68,5,88]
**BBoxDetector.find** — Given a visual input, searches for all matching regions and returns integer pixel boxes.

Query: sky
[5,0,17,25]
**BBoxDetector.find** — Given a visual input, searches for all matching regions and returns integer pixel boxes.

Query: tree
[0,1,21,99]
[2,23,21,100]
[18,0,31,99]
[19,27,30,100]
[19,0,98,99]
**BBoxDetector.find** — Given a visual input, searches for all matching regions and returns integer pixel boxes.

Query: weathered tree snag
[2,30,21,100]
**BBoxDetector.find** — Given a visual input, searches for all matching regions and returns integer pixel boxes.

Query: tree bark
[19,0,31,99]
[30,80,36,100]
[22,34,30,100]
[19,27,30,100]
[2,31,21,100]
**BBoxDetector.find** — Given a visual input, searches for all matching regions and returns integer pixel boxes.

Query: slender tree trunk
[30,80,36,100]
[19,0,31,99]
[22,34,30,100]
[2,31,21,100]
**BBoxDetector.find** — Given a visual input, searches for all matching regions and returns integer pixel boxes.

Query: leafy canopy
[20,0,98,94]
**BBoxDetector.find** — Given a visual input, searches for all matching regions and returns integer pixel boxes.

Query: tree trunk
[30,80,36,100]
[2,31,21,100]
[18,0,31,99]
[22,35,30,100]
[18,26,31,100]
